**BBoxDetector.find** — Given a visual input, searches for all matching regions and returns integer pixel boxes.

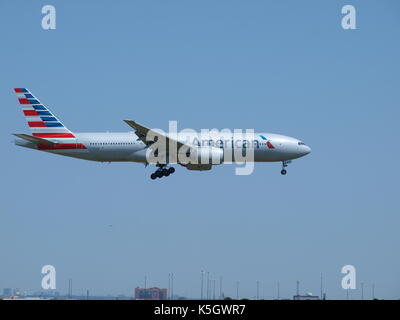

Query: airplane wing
[124,120,223,169]
[123,120,191,150]
[13,133,55,145]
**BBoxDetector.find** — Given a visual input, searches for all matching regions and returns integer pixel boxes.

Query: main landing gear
[281,160,291,175]
[150,165,175,180]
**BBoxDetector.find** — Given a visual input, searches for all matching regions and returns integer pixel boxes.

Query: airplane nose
[303,145,311,155]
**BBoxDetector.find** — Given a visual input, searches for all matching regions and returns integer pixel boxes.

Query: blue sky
[0,0,399,299]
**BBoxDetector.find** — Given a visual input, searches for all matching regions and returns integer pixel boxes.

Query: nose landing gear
[281,160,291,175]
[150,166,175,180]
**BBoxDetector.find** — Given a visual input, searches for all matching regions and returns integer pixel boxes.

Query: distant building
[13,288,22,296]
[3,288,12,297]
[134,287,167,300]
[293,293,320,300]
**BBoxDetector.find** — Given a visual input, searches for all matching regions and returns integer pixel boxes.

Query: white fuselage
[15,131,311,164]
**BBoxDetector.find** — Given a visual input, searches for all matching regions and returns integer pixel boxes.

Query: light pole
[201,270,204,300]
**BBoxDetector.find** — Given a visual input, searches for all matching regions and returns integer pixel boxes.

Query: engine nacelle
[179,146,224,168]
[191,146,224,165]
[185,164,212,171]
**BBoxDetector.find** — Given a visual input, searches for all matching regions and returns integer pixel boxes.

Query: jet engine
[179,146,224,170]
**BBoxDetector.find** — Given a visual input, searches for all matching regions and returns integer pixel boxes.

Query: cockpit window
[298,141,306,145]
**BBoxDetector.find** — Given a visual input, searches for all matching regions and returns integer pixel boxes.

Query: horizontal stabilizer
[13,133,55,145]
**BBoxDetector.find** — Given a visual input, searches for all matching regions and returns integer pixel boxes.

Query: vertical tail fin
[14,88,75,138]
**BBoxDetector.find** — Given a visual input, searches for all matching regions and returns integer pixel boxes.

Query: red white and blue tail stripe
[14,88,75,139]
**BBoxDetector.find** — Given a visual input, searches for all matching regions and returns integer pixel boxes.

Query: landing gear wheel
[280,160,291,175]
[151,166,175,180]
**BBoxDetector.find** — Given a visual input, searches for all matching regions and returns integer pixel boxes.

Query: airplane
[13,88,311,179]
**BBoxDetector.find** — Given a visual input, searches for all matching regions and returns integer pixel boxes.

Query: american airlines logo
[259,135,275,149]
